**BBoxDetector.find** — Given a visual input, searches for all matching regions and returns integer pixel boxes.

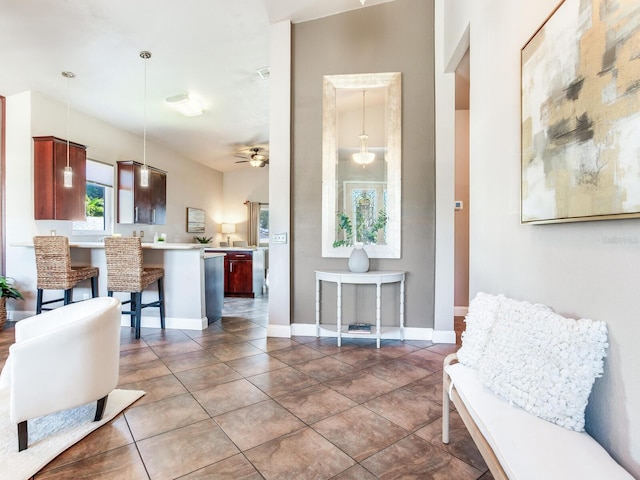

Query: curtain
[246,201,260,246]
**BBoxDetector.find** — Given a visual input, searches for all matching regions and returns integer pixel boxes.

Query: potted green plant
[193,236,213,245]
[333,210,388,273]
[0,276,23,330]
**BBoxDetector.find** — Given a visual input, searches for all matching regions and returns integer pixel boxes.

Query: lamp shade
[221,223,236,234]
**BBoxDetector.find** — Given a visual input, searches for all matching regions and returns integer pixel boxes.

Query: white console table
[315,270,406,348]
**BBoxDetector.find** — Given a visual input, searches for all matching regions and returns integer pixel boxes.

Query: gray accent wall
[292,0,436,328]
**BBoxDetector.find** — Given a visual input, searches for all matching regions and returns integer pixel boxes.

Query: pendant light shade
[140,50,151,187]
[352,89,375,166]
[62,71,75,187]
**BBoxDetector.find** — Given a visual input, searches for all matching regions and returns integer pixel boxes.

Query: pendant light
[140,50,151,187]
[352,89,375,166]
[61,71,75,188]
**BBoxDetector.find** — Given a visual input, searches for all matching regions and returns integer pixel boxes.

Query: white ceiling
[0,0,394,172]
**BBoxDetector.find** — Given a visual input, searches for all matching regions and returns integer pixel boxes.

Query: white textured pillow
[477,307,608,432]
[457,293,504,368]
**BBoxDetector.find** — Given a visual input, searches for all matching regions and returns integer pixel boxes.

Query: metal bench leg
[91,276,99,298]
[134,292,142,339]
[158,278,165,329]
[63,288,73,305]
[36,289,44,314]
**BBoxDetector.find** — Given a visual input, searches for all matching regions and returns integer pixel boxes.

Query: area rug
[0,388,144,480]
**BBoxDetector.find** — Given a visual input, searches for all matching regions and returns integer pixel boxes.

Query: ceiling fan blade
[235,159,249,164]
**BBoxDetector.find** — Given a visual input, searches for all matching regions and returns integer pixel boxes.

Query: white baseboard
[290,323,436,342]
[267,323,292,338]
[121,314,207,331]
[403,327,433,341]
[290,323,316,337]
[454,306,469,316]
[432,330,456,344]
[6,310,35,322]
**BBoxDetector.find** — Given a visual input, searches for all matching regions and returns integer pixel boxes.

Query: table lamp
[221,223,235,245]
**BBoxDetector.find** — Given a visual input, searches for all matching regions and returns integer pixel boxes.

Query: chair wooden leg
[134,292,142,339]
[94,394,108,421]
[63,288,73,305]
[91,276,99,298]
[158,278,165,329]
[36,289,44,314]
[18,421,28,451]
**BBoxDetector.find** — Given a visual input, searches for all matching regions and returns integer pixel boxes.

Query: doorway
[454,48,470,342]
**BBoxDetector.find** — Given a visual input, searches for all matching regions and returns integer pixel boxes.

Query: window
[72,160,114,235]
[259,204,269,244]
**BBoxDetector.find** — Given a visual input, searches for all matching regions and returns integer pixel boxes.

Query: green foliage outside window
[333,210,387,247]
[86,184,104,217]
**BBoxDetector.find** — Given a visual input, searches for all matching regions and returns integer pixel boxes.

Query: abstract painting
[521,0,640,224]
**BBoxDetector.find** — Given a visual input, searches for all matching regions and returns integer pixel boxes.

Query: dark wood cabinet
[224,251,254,297]
[205,249,265,298]
[117,161,166,224]
[33,136,87,220]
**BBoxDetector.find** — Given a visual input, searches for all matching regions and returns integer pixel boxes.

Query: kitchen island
[13,241,224,330]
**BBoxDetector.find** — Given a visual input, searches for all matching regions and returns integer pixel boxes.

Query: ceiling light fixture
[352,89,375,166]
[61,71,75,188]
[140,51,151,187]
[360,0,366,5]
[249,157,265,168]
[165,93,203,117]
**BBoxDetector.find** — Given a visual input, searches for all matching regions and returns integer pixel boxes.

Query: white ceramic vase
[348,244,369,273]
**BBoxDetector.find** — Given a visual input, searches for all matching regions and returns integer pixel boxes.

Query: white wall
[5,90,224,316]
[221,167,268,245]
[267,20,292,334]
[441,0,640,474]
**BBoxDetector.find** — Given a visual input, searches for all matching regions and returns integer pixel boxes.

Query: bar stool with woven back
[104,237,165,338]
[33,236,99,314]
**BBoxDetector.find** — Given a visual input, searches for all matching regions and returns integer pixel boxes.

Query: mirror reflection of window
[354,190,374,243]
[322,72,401,258]
[336,87,388,246]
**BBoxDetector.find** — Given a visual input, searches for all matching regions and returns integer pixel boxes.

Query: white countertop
[13,241,206,250]
[205,247,258,251]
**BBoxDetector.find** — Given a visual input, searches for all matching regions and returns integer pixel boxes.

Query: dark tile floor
[0,299,493,479]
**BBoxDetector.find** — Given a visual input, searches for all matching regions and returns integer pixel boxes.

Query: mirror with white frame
[322,72,401,258]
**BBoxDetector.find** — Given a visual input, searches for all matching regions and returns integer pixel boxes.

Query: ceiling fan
[234,147,269,168]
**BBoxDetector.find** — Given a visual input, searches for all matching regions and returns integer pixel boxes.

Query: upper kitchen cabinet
[117,160,166,225]
[33,136,87,221]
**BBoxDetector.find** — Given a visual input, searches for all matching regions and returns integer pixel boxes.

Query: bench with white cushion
[442,293,633,480]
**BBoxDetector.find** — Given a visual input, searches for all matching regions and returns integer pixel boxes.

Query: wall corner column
[267,20,292,337]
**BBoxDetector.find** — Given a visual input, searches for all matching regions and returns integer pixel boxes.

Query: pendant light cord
[143,55,147,167]
[65,74,71,168]
[361,89,366,135]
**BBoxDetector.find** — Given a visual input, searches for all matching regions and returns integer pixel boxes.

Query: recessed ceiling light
[256,67,270,80]
[165,93,203,117]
